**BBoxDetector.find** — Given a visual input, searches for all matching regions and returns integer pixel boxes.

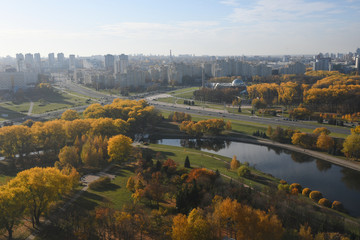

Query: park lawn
[157,97,177,104]
[0,105,27,120]
[0,101,30,114]
[169,87,199,95]
[76,165,134,211]
[0,91,92,117]
[31,92,91,114]
[171,87,198,99]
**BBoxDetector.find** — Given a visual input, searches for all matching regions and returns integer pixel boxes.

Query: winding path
[27,101,34,116]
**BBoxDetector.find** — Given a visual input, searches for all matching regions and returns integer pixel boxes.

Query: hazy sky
[0,0,359,57]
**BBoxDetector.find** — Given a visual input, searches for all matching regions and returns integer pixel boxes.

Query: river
[152,138,360,217]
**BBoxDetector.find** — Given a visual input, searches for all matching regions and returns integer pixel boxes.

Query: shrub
[290,188,299,195]
[278,184,290,192]
[302,188,311,197]
[89,176,111,190]
[237,166,251,178]
[289,183,303,192]
[279,180,287,185]
[318,198,331,207]
[309,191,323,202]
[331,201,344,212]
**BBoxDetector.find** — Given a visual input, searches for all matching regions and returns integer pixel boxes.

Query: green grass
[76,165,134,211]
[157,97,177,104]
[168,87,199,95]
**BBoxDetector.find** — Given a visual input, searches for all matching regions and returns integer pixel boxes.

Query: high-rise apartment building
[104,54,115,72]
[48,53,55,67]
[16,53,24,72]
[57,53,65,64]
[69,54,76,70]
[24,53,34,70]
[118,54,129,74]
[34,53,41,65]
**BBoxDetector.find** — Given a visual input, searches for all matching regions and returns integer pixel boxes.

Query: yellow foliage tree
[172,208,212,240]
[107,134,133,162]
[61,109,80,121]
[8,167,77,226]
[0,185,27,240]
[299,224,313,240]
[58,145,80,168]
[313,127,331,135]
[316,133,334,152]
[230,155,240,170]
[342,132,360,160]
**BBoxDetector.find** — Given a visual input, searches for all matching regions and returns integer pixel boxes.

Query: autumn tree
[64,119,91,143]
[83,103,106,118]
[32,120,67,154]
[80,135,108,167]
[57,145,81,168]
[298,224,313,240]
[172,208,213,240]
[90,118,119,137]
[292,133,317,149]
[0,186,27,240]
[212,197,283,240]
[126,177,135,192]
[144,172,165,207]
[342,128,360,160]
[316,133,334,152]
[61,109,80,121]
[230,155,240,170]
[168,112,192,122]
[107,134,133,162]
[313,127,331,136]
[8,167,78,226]
[0,125,34,161]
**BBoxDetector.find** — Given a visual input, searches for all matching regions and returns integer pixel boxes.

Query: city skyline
[0,0,359,57]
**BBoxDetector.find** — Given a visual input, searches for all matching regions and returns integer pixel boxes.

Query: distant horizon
[0,0,359,57]
[0,52,353,59]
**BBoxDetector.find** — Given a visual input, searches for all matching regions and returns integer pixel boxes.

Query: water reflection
[291,152,314,163]
[179,139,231,152]
[341,168,360,191]
[316,159,332,172]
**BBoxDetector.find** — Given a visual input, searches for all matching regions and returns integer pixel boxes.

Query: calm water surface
[153,138,360,217]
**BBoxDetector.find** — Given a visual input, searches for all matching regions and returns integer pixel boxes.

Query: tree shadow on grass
[93,183,120,192]
[75,191,103,210]
[0,105,26,120]
[147,148,176,158]
[109,167,133,177]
